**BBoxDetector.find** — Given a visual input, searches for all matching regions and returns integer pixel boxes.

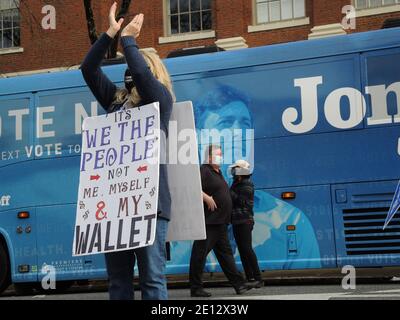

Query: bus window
[0,96,34,166]
[34,88,107,160]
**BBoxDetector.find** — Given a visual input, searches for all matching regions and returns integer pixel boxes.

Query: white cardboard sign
[73,102,160,256]
[166,101,206,242]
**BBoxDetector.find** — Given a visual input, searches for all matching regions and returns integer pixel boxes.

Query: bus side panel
[245,184,335,270]
[33,88,108,280]
[168,184,335,273]
[252,126,400,189]
[0,209,38,283]
[35,204,107,281]
[0,94,38,283]
[328,48,400,267]
[0,95,34,165]
[168,54,363,272]
[172,54,363,140]
[332,180,400,267]
[361,47,400,131]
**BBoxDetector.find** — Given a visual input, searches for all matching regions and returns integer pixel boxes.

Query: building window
[255,0,305,24]
[167,0,212,35]
[355,0,400,9]
[0,0,20,49]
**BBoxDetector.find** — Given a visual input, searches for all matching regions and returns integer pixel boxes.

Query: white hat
[229,159,251,169]
[229,159,252,176]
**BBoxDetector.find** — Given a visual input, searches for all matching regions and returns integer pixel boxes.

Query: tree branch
[83,0,98,45]
[107,0,132,59]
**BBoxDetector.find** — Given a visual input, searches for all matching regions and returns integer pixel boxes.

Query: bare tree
[83,0,98,45]
[83,0,132,59]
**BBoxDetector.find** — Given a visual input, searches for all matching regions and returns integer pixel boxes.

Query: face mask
[213,155,223,165]
[124,69,135,93]
[231,166,251,177]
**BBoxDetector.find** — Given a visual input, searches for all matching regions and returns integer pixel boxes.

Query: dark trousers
[232,223,262,281]
[105,249,135,300]
[189,224,245,290]
[104,218,169,300]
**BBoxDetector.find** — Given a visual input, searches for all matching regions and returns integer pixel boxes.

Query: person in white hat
[229,160,263,288]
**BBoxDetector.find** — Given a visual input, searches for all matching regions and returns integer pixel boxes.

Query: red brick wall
[0,0,92,73]
[0,0,399,74]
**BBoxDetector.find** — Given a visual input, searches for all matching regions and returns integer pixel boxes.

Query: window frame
[352,0,400,17]
[253,0,307,25]
[354,0,400,10]
[249,0,310,33]
[160,0,216,44]
[166,0,213,36]
[0,0,21,52]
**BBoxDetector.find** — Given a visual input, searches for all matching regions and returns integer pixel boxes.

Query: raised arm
[80,2,124,111]
[120,14,172,113]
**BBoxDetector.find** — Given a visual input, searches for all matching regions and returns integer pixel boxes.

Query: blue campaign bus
[1,26,400,294]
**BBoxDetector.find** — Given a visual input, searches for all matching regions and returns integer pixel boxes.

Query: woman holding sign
[80,2,174,300]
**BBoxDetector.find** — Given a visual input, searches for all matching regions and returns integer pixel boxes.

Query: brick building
[0,0,399,76]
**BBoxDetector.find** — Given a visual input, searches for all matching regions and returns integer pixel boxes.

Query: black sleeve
[120,36,173,126]
[200,165,209,192]
[80,33,117,112]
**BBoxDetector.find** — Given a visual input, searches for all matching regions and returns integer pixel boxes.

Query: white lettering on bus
[25,143,62,157]
[0,101,99,141]
[8,108,29,141]
[282,76,322,134]
[324,87,366,129]
[365,83,400,125]
[282,76,400,134]
[37,106,56,138]
[75,101,99,135]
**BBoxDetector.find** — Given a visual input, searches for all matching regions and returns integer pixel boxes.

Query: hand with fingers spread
[121,13,144,38]
[106,2,125,38]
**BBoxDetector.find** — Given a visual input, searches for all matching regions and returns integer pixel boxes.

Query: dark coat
[230,177,255,225]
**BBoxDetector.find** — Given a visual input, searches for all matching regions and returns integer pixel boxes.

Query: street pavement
[1,278,400,300]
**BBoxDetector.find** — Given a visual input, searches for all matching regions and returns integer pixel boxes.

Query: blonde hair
[113,50,175,106]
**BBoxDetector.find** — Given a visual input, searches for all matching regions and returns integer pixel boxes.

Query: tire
[0,243,11,294]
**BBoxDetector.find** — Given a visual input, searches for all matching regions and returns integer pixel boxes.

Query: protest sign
[72,102,160,256]
[166,101,206,241]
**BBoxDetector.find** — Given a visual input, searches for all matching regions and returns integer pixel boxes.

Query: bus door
[332,46,400,268]
[0,93,38,283]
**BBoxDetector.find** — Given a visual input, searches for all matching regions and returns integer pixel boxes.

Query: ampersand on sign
[96,201,107,220]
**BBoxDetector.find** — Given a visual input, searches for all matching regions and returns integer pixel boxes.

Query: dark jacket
[230,177,255,225]
[80,33,172,220]
[200,164,232,225]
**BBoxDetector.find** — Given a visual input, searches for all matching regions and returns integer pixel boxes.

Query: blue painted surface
[0,28,400,283]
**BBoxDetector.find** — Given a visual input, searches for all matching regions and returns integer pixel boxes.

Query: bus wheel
[0,243,11,294]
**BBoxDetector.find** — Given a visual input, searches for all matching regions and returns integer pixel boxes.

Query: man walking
[189,144,251,297]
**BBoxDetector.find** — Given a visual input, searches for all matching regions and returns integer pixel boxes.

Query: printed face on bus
[200,100,253,173]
